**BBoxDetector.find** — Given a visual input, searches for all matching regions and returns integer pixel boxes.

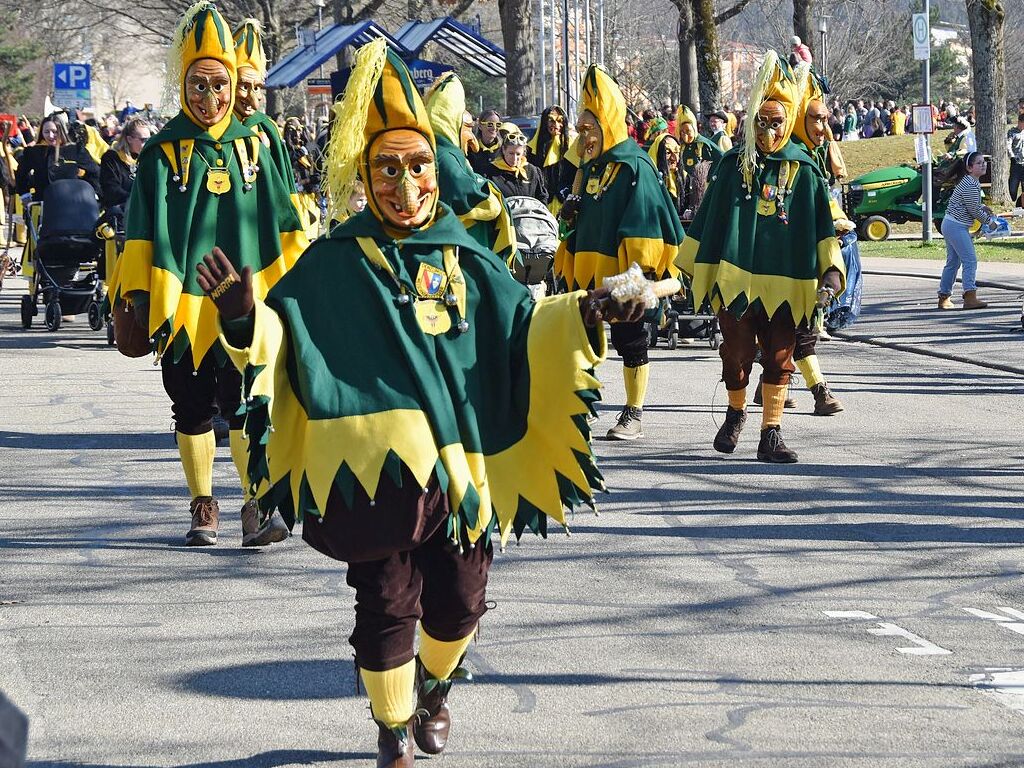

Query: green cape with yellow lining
[107,2,307,368]
[222,42,607,552]
[675,52,845,324]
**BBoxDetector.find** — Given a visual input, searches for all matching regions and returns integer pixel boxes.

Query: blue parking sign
[54,63,91,91]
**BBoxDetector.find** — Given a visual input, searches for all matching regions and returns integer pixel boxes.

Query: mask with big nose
[367,129,439,231]
[185,59,233,128]
[755,100,788,155]
[804,99,830,148]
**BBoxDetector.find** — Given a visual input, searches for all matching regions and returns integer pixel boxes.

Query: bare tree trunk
[674,1,699,110]
[691,0,720,112]
[498,0,535,115]
[966,0,1008,204]
[793,0,814,56]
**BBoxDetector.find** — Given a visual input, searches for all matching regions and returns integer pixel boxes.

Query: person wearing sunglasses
[486,126,548,202]
[527,105,578,217]
[468,109,503,174]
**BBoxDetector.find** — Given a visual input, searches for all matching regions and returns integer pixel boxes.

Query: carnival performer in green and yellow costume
[676,105,723,171]
[195,40,644,767]
[423,72,516,265]
[231,18,321,239]
[783,66,851,417]
[676,52,845,463]
[528,105,578,217]
[107,1,307,546]
[555,64,684,441]
[647,132,684,217]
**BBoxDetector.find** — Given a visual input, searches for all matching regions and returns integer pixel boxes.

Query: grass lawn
[859,238,1024,263]
[838,132,951,181]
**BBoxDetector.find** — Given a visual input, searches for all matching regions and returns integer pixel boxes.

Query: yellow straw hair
[741,50,780,190]
[324,38,389,222]
[741,52,809,189]
[165,0,213,113]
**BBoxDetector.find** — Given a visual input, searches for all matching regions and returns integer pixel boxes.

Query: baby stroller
[506,195,560,300]
[647,275,720,350]
[20,179,104,333]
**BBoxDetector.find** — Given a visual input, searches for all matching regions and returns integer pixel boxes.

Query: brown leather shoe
[186,496,219,546]
[412,658,458,755]
[937,293,955,310]
[375,719,415,768]
[240,501,289,547]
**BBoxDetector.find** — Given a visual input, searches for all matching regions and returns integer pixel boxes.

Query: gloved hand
[817,268,842,307]
[579,287,647,327]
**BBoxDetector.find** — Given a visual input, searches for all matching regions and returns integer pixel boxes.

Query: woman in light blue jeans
[938,151,992,309]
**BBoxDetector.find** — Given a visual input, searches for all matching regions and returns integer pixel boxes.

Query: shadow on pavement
[29,749,373,767]
[177,659,359,701]
[0,430,169,450]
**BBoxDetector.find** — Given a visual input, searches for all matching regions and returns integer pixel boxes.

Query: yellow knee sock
[361,659,416,727]
[761,383,787,428]
[419,626,475,681]
[795,356,824,389]
[727,388,746,410]
[177,431,215,499]
[624,364,650,409]
[228,429,251,501]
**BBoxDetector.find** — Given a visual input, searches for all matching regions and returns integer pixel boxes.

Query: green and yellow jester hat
[233,18,267,78]
[674,105,697,141]
[424,71,466,146]
[325,39,437,224]
[169,1,237,134]
[579,63,629,155]
[740,50,807,188]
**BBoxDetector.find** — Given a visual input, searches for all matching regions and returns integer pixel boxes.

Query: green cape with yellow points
[555,138,684,290]
[222,204,606,549]
[675,140,845,323]
[107,112,307,367]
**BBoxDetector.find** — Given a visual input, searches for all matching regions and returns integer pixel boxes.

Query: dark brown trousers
[160,353,244,435]
[344,522,493,671]
[718,306,797,389]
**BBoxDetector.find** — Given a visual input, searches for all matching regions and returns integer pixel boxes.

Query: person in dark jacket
[468,108,502,174]
[15,115,100,202]
[485,126,548,202]
[99,117,152,210]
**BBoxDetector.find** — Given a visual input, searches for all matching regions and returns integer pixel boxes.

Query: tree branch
[715,0,755,26]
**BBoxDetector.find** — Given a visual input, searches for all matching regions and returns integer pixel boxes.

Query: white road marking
[865,623,953,655]
[963,607,1024,636]
[823,611,952,655]
[822,610,879,619]
[969,669,1024,716]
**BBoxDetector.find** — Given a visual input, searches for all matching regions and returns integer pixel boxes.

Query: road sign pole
[921,0,932,243]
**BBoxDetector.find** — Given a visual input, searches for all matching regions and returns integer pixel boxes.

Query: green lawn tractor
[843,157,990,242]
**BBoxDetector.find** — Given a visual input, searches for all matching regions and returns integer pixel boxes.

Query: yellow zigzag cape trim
[110,230,306,366]
[221,292,606,547]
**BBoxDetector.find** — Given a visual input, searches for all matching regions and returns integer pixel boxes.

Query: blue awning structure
[394,17,506,77]
[267,21,400,88]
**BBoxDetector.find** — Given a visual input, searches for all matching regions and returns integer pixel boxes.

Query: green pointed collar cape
[676,140,845,324]
[555,138,684,291]
[242,111,293,192]
[222,203,607,549]
[108,111,307,367]
[434,134,516,264]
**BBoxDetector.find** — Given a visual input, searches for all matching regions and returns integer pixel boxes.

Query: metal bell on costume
[457,319,470,333]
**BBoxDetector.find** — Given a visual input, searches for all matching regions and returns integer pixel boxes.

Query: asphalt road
[1,266,1022,768]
